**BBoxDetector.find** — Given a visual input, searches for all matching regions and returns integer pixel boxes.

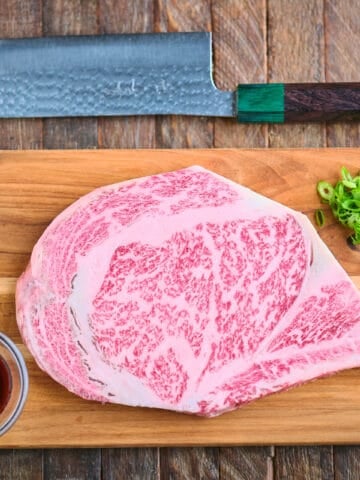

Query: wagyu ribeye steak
[16,166,360,416]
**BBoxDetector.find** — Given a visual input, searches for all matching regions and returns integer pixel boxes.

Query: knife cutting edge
[1,32,360,122]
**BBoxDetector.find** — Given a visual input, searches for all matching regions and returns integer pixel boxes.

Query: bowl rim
[0,333,29,436]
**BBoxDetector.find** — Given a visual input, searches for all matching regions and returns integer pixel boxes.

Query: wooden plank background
[0,0,359,479]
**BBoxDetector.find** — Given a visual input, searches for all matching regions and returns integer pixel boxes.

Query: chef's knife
[1,32,360,122]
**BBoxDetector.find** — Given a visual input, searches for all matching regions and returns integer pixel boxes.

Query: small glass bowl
[0,333,29,436]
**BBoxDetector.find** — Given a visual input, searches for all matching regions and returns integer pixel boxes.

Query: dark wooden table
[0,1,360,479]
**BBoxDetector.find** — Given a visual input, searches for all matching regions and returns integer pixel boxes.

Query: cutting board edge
[1,147,360,447]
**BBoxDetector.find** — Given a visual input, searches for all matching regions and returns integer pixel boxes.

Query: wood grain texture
[0,120,42,150]
[43,449,101,480]
[220,447,274,480]
[284,83,360,122]
[325,0,360,146]
[98,0,156,149]
[267,0,326,147]
[102,448,159,480]
[0,0,42,150]
[98,0,154,35]
[334,446,360,480]
[154,0,213,148]
[0,451,11,480]
[0,149,360,448]
[212,0,267,147]
[42,0,98,150]
[42,0,98,36]
[160,448,219,480]
[98,116,156,149]
[0,450,43,480]
[0,0,41,36]
[0,279,18,342]
[275,446,334,480]
[43,118,98,149]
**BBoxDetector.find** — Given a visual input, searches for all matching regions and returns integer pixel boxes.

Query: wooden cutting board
[0,148,359,448]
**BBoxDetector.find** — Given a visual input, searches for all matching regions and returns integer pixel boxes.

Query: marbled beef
[16,166,360,416]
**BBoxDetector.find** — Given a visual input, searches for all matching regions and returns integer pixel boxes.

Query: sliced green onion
[315,209,326,227]
[353,176,360,187]
[343,179,357,189]
[341,166,353,182]
[352,223,360,245]
[334,182,344,198]
[317,181,334,201]
[317,166,360,246]
[341,199,360,210]
[352,189,360,200]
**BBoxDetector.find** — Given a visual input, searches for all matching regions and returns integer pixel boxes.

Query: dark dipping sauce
[0,356,12,413]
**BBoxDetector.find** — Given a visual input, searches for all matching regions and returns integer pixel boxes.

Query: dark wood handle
[236,83,360,123]
[285,83,360,122]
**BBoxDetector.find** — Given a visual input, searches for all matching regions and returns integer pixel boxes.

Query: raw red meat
[16,166,360,416]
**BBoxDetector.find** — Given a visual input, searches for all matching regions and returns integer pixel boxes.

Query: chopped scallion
[317,181,334,201]
[317,166,360,245]
[315,209,326,227]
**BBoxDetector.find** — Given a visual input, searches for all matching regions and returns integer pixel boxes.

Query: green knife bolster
[237,83,285,123]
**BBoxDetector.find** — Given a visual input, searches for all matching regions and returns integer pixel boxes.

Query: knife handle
[237,83,360,123]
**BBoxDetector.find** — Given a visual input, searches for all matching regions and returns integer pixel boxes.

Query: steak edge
[16,166,360,416]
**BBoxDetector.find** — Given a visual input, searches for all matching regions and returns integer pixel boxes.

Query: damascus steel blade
[0,32,235,118]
